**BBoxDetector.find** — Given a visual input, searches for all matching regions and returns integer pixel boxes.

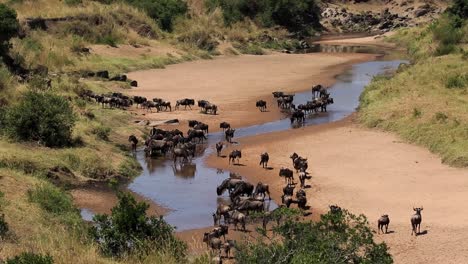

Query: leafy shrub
[447,0,468,19]
[91,125,111,141]
[207,0,321,35]
[235,207,392,263]
[0,213,9,239]
[27,184,76,215]
[118,156,141,178]
[2,92,76,147]
[125,0,188,31]
[432,16,464,56]
[90,192,187,259]
[64,0,82,6]
[0,3,19,52]
[5,252,54,264]
[446,73,468,89]
[233,42,264,55]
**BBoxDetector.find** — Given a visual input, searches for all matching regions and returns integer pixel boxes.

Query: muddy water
[124,59,407,231]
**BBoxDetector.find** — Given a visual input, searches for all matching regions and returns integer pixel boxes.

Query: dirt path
[206,116,468,264]
[126,53,374,133]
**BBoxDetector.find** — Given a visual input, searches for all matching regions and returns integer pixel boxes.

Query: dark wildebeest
[279,168,294,184]
[298,170,311,188]
[256,100,267,112]
[188,120,200,128]
[173,147,190,163]
[216,204,231,224]
[194,122,209,134]
[272,91,284,98]
[229,150,242,164]
[217,178,242,195]
[203,233,222,255]
[378,214,390,234]
[212,224,229,241]
[188,129,206,143]
[254,182,271,200]
[230,181,254,201]
[204,102,218,115]
[290,110,305,124]
[295,189,307,210]
[225,128,235,143]
[198,100,209,110]
[237,199,264,214]
[281,194,294,208]
[228,210,246,231]
[219,122,230,131]
[223,240,236,259]
[283,184,295,196]
[142,101,159,112]
[311,84,322,97]
[133,96,147,108]
[128,135,138,152]
[216,142,223,156]
[290,152,308,172]
[259,152,269,168]
[411,207,423,236]
[159,101,171,111]
[175,98,195,110]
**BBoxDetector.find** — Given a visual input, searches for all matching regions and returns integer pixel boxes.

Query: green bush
[5,252,54,264]
[0,3,19,52]
[235,207,393,263]
[91,125,111,141]
[207,0,321,35]
[90,192,187,259]
[0,213,9,239]
[64,0,82,6]
[2,92,76,147]
[446,73,468,89]
[447,0,468,19]
[27,184,76,215]
[432,15,464,56]
[125,0,188,31]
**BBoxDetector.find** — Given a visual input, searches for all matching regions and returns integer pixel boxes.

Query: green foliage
[64,0,82,6]
[2,92,76,147]
[233,42,264,55]
[446,73,468,89]
[125,0,188,31]
[432,16,464,56]
[235,207,393,263]
[0,3,19,51]
[5,252,54,264]
[447,0,468,19]
[27,184,77,215]
[90,192,187,259]
[91,125,111,141]
[207,0,320,35]
[0,213,9,239]
[117,156,141,178]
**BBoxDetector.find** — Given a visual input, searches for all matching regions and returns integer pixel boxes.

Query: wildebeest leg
[385,224,388,234]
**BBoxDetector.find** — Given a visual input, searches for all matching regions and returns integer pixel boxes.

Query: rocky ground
[320,0,448,33]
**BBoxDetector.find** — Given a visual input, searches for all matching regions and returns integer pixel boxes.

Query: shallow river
[120,59,407,231]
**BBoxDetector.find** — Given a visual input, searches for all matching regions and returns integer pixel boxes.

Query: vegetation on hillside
[359,2,468,167]
[236,207,392,263]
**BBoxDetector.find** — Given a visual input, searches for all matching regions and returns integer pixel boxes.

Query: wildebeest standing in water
[225,128,235,143]
[378,214,390,234]
[128,135,138,152]
[259,152,269,168]
[229,150,242,165]
[256,100,267,112]
[216,142,223,156]
[411,207,423,236]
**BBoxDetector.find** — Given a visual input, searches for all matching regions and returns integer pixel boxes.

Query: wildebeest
[204,102,218,115]
[194,122,209,134]
[219,122,230,131]
[283,184,295,196]
[188,129,206,143]
[216,142,223,156]
[175,98,195,110]
[142,101,159,112]
[229,150,242,164]
[198,100,209,110]
[279,168,294,184]
[128,135,138,152]
[225,128,235,143]
[254,182,271,200]
[133,96,147,108]
[295,189,307,210]
[272,91,284,98]
[173,147,190,163]
[188,120,200,128]
[230,181,254,201]
[411,207,423,236]
[311,84,323,97]
[281,194,294,208]
[277,95,294,109]
[290,152,308,172]
[237,199,264,214]
[223,239,236,259]
[259,152,269,168]
[212,224,229,241]
[378,214,390,234]
[203,233,222,255]
[159,101,171,111]
[256,100,267,112]
[228,210,246,231]
[144,139,170,156]
[290,110,305,124]
[216,204,231,224]
[298,170,311,188]
[216,178,242,195]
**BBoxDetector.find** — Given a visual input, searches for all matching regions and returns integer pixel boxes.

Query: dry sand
[126,53,374,133]
[206,116,468,264]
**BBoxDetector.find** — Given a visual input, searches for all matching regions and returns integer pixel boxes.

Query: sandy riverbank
[206,115,468,264]
[126,52,375,133]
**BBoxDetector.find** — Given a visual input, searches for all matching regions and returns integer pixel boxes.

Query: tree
[125,0,187,31]
[90,192,187,259]
[3,92,76,147]
[0,4,19,53]
[235,207,393,263]
[447,0,468,19]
